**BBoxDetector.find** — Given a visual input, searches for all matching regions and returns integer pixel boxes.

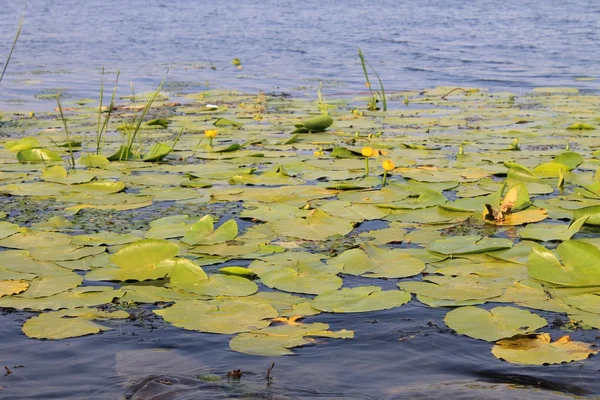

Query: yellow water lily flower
[204,129,218,138]
[382,160,395,187]
[361,147,374,157]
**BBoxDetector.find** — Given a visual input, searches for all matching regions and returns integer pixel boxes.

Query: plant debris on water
[2,80,600,370]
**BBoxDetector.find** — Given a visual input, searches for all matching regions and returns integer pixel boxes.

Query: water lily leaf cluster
[1,86,600,363]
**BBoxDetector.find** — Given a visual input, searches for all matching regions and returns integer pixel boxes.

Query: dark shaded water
[1,1,600,398]
[1,0,599,110]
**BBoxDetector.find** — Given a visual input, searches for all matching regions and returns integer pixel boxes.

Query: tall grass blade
[363,58,387,111]
[317,81,329,116]
[96,69,120,154]
[56,96,76,168]
[123,71,168,157]
[0,5,26,85]
[357,48,387,111]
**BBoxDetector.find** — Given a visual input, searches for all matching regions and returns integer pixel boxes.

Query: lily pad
[492,334,597,365]
[527,240,600,287]
[229,322,353,356]
[22,308,129,340]
[154,298,277,334]
[311,286,411,313]
[428,235,513,255]
[444,306,547,342]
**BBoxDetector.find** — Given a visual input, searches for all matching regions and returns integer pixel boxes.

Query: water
[1,1,600,398]
[1,0,599,110]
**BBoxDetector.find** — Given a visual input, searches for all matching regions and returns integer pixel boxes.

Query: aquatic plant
[122,72,168,159]
[3,84,600,370]
[0,5,25,85]
[358,48,387,111]
[205,129,217,149]
[95,67,120,155]
[381,159,394,186]
[55,96,76,168]
[361,146,374,176]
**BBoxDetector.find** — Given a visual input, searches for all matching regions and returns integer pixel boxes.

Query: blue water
[1,0,599,110]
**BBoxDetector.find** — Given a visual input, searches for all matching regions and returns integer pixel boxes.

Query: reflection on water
[0,303,597,399]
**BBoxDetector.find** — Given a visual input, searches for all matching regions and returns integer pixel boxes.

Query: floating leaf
[399,277,504,302]
[0,286,124,311]
[428,235,513,255]
[182,216,238,245]
[311,286,411,313]
[16,148,62,163]
[42,165,95,184]
[230,322,353,356]
[23,308,129,340]
[271,210,353,241]
[143,143,172,162]
[528,240,600,287]
[517,216,588,242]
[573,205,600,225]
[154,298,277,334]
[110,239,179,270]
[0,221,20,240]
[292,115,333,133]
[444,306,547,342]
[0,280,29,297]
[492,334,597,365]
[5,137,41,152]
[255,263,342,295]
[332,243,425,278]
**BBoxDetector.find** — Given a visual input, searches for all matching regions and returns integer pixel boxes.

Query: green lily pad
[255,263,342,295]
[444,306,547,342]
[517,216,587,242]
[311,286,411,313]
[154,298,277,334]
[229,322,353,356]
[17,148,62,163]
[573,205,600,225]
[428,235,513,255]
[110,239,180,270]
[527,240,600,287]
[0,221,20,240]
[23,308,130,340]
[270,210,353,241]
[0,286,124,311]
[182,215,238,245]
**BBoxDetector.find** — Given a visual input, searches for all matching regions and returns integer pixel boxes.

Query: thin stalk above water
[56,96,76,168]
[96,68,120,155]
[358,48,387,111]
[0,5,26,85]
[123,71,168,159]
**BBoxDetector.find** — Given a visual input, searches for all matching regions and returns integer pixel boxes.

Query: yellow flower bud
[204,129,218,138]
[382,160,395,171]
[361,147,374,157]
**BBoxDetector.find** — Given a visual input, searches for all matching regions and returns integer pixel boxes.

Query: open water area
[0,1,600,399]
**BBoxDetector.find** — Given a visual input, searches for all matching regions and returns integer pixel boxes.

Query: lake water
[1,0,599,110]
[1,1,600,399]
